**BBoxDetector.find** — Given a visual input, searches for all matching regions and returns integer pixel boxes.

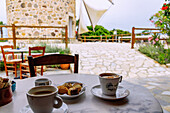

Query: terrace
[0,0,170,113]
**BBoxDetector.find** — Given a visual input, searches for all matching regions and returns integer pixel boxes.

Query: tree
[0,21,3,25]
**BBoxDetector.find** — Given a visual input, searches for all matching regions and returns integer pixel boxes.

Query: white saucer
[91,85,130,100]
[20,102,68,113]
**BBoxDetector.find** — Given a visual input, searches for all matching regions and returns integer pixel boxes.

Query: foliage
[138,44,170,64]
[35,42,71,54]
[149,2,170,36]
[141,30,151,35]
[81,25,131,39]
[0,61,5,71]
[76,19,79,27]
[0,21,3,25]
[148,33,162,47]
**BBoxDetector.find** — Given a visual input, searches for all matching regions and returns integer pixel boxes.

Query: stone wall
[6,0,76,41]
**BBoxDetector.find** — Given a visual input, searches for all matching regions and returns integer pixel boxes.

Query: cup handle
[119,76,122,83]
[53,96,63,108]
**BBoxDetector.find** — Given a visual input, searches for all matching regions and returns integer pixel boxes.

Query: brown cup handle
[53,96,63,108]
[119,76,122,83]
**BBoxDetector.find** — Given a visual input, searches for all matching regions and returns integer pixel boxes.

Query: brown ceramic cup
[99,73,122,96]
[26,86,63,113]
[0,86,13,106]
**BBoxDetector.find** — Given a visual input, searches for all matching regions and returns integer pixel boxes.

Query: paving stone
[146,86,156,89]
[148,82,161,86]
[163,105,170,112]
[153,67,166,72]
[121,64,130,72]
[162,91,170,96]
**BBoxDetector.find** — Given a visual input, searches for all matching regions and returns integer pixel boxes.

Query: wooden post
[121,35,123,43]
[0,27,3,38]
[65,25,68,48]
[131,27,135,49]
[12,24,16,49]
[100,36,102,42]
[84,36,86,42]
[112,35,114,42]
[106,36,107,42]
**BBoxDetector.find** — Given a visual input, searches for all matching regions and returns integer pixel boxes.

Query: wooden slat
[134,28,161,30]
[21,70,30,73]
[16,25,65,28]
[16,38,65,40]
[7,66,15,68]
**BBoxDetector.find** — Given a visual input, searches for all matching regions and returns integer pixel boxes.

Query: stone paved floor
[0,42,170,112]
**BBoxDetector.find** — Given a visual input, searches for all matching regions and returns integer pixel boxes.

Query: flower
[148,37,153,41]
[149,2,170,38]
[152,40,156,45]
[155,38,159,41]
[150,20,154,23]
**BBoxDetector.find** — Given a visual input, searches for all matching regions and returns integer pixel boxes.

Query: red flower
[164,3,166,5]
[162,7,165,10]
[161,6,168,10]
[165,6,168,10]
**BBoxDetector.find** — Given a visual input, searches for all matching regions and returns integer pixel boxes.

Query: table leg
[21,52,24,63]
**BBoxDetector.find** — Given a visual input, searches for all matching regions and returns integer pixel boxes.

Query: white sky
[0,0,164,33]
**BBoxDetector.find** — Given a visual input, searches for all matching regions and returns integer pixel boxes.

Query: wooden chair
[28,54,79,77]
[1,45,22,77]
[20,46,45,79]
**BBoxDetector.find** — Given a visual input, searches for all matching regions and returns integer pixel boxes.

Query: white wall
[0,0,7,24]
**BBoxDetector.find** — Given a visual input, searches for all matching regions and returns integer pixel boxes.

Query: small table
[0,74,163,113]
[5,48,28,63]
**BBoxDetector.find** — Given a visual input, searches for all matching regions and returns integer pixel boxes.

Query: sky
[76,0,164,32]
[0,0,164,33]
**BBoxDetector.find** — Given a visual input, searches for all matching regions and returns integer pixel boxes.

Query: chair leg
[41,66,43,76]
[14,63,17,78]
[4,64,8,76]
[32,66,37,77]
[20,64,22,79]
[13,64,15,74]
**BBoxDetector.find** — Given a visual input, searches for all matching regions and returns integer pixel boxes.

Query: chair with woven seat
[20,46,45,79]
[1,45,22,77]
[28,54,79,77]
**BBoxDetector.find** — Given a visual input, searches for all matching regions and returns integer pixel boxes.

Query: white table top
[0,74,163,113]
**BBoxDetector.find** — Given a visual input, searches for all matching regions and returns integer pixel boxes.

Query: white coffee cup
[99,73,122,96]
[35,78,52,86]
[27,86,63,113]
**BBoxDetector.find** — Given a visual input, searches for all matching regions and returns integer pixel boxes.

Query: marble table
[0,74,163,113]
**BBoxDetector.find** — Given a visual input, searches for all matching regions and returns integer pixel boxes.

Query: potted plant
[0,78,13,106]
[59,48,71,70]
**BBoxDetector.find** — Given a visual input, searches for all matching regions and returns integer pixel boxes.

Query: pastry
[68,87,79,95]
[57,86,68,94]
[63,83,73,89]
[73,84,82,92]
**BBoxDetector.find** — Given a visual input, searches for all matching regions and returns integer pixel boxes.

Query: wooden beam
[131,27,135,49]
[12,24,16,49]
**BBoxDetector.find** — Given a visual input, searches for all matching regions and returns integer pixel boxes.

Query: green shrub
[33,43,70,54]
[0,61,5,71]
[138,44,170,64]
